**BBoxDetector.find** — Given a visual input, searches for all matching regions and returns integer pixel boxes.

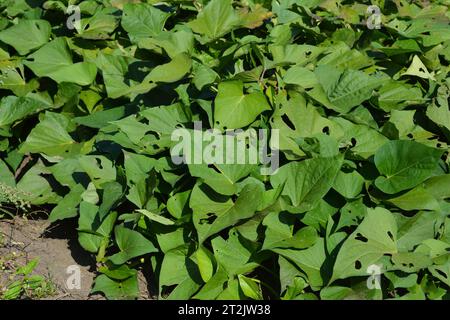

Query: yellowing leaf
[238,5,273,29]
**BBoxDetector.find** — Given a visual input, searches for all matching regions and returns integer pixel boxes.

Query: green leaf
[77,7,119,40]
[191,182,264,243]
[274,238,327,289]
[74,106,135,128]
[19,112,78,157]
[16,257,39,275]
[0,65,39,96]
[320,286,353,300]
[429,257,450,287]
[271,155,343,212]
[192,265,228,300]
[0,96,45,127]
[121,3,170,42]
[284,66,319,89]
[49,184,84,222]
[315,65,387,113]
[426,84,450,135]
[385,272,418,289]
[16,161,61,205]
[0,159,15,187]
[145,53,192,83]
[165,277,202,300]
[391,252,433,273]
[216,279,242,299]
[402,55,435,80]
[159,248,202,299]
[193,63,218,90]
[188,163,256,196]
[2,280,23,300]
[194,246,215,282]
[387,175,450,211]
[382,110,434,141]
[332,170,365,199]
[332,117,389,159]
[92,274,139,300]
[78,202,117,254]
[139,29,194,58]
[331,207,397,282]
[99,181,123,220]
[270,94,343,157]
[99,264,137,281]
[0,19,51,55]
[238,275,263,300]
[140,103,190,135]
[24,38,97,86]
[167,190,190,219]
[188,0,240,42]
[94,52,155,99]
[374,140,444,194]
[137,209,174,226]
[262,212,318,250]
[214,81,270,130]
[377,81,424,112]
[109,225,158,264]
[279,255,305,295]
[211,230,260,276]
[78,155,117,189]
[110,115,149,144]
[271,44,324,65]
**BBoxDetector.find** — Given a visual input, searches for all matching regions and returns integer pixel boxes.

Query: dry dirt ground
[0,216,152,300]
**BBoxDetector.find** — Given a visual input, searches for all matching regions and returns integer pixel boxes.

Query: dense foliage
[0,0,450,300]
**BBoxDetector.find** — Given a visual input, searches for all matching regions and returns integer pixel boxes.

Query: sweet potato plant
[0,0,450,300]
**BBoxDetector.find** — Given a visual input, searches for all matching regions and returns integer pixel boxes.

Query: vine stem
[14,154,32,179]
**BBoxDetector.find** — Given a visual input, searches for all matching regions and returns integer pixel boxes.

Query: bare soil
[0,217,152,300]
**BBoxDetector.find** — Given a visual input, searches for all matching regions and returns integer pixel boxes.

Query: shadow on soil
[42,218,96,272]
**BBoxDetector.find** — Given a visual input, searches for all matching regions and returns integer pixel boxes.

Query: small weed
[0,257,56,300]
[0,182,32,219]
